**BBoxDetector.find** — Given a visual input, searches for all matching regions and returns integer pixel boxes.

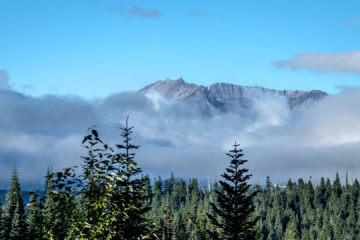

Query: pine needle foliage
[113,117,156,239]
[25,190,43,240]
[3,167,26,240]
[42,121,157,240]
[207,142,258,240]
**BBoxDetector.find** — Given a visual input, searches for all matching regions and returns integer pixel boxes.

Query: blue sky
[1,0,360,98]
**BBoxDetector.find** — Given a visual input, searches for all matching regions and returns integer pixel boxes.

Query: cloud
[185,9,205,17]
[0,91,99,136]
[0,70,10,90]
[342,17,360,24]
[105,6,125,13]
[274,50,360,75]
[2,78,360,187]
[129,6,162,19]
[106,5,162,19]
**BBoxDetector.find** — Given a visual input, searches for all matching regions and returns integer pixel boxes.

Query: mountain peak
[175,77,185,83]
[139,78,328,112]
[140,78,202,100]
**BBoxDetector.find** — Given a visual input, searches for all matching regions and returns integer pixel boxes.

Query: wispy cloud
[129,6,162,19]
[185,9,205,17]
[105,6,125,13]
[106,5,162,19]
[0,70,10,90]
[274,50,360,75]
[342,17,360,25]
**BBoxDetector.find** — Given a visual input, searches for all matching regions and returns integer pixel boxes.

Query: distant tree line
[0,122,359,239]
[148,172,360,240]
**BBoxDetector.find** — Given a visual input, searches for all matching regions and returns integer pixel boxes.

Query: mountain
[139,78,328,114]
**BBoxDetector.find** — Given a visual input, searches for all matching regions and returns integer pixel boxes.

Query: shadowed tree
[112,117,157,239]
[207,142,258,240]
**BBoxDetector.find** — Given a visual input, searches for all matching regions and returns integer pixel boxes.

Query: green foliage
[112,119,155,239]
[45,167,77,239]
[40,122,157,239]
[3,167,25,240]
[25,190,43,240]
[1,167,360,239]
[284,214,300,240]
[0,198,4,239]
[255,175,360,240]
[207,142,258,240]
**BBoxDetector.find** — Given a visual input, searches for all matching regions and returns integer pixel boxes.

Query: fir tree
[3,167,25,240]
[25,190,43,240]
[172,212,187,240]
[207,142,258,240]
[284,214,300,240]
[42,168,56,238]
[113,118,156,239]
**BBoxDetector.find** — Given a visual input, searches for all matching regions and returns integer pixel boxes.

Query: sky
[1,0,360,188]
[1,0,360,98]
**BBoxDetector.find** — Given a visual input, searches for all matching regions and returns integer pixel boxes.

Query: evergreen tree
[25,190,43,240]
[284,214,300,240]
[44,123,157,239]
[172,212,187,240]
[3,167,25,240]
[49,169,78,239]
[161,195,174,240]
[207,142,258,240]
[0,198,4,240]
[42,168,57,238]
[113,118,156,239]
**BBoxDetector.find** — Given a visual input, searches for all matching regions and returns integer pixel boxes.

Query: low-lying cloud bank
[1,83,360,187]
[274,50,360,75]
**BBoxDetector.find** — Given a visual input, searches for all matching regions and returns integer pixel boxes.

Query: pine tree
[0,198,4,239]
[161,195,173,240]
[42,168,56,238]
[25,190,43,240]
[284,214,300,240]
[3,167,25,240]
[207,142,258,240]
[113,118,156,239]
[172,211,187,240]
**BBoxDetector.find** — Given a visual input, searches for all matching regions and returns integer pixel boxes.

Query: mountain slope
[139,78,328,113]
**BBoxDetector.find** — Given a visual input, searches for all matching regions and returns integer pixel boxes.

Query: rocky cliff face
[139,78,328,113]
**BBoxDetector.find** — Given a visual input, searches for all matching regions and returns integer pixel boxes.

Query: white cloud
[2,80,360,187]
[274,50,360,75]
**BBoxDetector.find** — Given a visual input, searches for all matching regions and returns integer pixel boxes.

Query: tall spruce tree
[25,190,43,240]
[3,167,25,240]
[42,167,57,238]
[207,142,258,240]
[113,118,156,239]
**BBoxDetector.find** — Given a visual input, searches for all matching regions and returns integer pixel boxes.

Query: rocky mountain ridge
[139,78,328,113]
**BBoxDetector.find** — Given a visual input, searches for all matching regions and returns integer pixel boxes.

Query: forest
[0,123,359,240]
